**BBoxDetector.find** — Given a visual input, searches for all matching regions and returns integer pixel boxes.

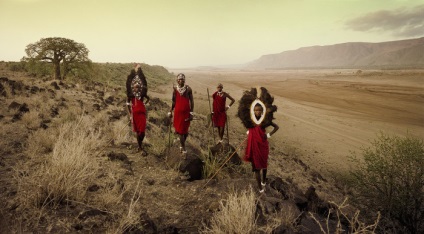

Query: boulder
[51,81,60,90]
[209,142,241,165]
[165,145,203,181]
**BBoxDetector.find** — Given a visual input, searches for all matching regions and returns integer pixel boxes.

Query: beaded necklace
[176,85,187,95]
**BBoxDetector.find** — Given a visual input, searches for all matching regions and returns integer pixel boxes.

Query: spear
[207,88,216,145]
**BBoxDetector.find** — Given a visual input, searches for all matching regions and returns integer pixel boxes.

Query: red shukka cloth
[212,92,227,127]
[244,126,269,169]
[131,97,146,135]
[173,91,191,134]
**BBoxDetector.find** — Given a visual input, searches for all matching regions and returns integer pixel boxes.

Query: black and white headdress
[237,87,277,128]
[131,75,144,100]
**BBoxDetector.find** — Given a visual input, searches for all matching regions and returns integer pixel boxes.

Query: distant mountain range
[246,37,424,69]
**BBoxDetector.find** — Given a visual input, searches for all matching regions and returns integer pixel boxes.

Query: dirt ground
[169,69,424,173]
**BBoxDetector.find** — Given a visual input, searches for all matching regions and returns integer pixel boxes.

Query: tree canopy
[24,37,91,80]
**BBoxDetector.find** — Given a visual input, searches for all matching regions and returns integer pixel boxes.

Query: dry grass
[1,81,13,98]
[25,127,58,159]
[145,122,171,156]
[20,110,41,130]
[194,98,211,117]
[110,118,132,145]
[309,198,380,234]
[201,186,257,234]
[259,205,300,233]
[201,149,223,179]
[95,174,128,210]
[32,91,56,116]
[109,179,143,234]
[16,115,105,209]
[57,105,84,124]
[0,123,26,156]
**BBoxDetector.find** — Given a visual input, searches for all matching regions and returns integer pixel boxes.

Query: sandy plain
[169,69,424,173]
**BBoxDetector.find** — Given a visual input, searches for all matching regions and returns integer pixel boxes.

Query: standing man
[126,63,149,156]
[237,87,279,193]
[168,73,194,156]
[212,83,235,143]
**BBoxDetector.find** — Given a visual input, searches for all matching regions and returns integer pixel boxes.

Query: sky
[0,0,423,68]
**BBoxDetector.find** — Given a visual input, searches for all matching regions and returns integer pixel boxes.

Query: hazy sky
[1,0,423,68]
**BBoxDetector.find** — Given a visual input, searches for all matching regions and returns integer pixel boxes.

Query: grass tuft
[201,186,257,233]
[16,115,105,208]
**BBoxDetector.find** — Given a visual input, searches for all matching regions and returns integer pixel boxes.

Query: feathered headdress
[131,75,146,100]
[237,87,277,128]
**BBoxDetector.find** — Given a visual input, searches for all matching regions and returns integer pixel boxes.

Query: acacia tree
[24,37,90,80]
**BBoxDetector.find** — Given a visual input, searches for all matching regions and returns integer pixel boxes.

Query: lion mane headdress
[237,87,277,128]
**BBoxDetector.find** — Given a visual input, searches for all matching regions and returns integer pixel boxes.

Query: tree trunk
[54,61,61,80]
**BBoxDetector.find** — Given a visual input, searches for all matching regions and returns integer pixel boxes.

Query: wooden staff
[167,119,172,153]
[168,84,174,152]
[226,114,230,145]
[207,88,216,145]
[125,99,136,138]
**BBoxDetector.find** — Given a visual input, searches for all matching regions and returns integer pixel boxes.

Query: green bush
[350,133,424,233]
[8,61,27,72]
[24,60,52,78]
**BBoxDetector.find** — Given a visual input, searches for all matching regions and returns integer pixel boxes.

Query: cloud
[345,4,424,37]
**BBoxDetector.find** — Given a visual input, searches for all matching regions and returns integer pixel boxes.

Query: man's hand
[168,112,173,118]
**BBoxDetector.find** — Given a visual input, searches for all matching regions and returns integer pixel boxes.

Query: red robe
[131,97,146,135]
[244,126,269,169]
[174,90,191,134]
[212,92,227,127]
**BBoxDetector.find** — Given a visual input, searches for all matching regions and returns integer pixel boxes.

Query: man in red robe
[168,73,194,156]
[244,103,279,193]
[212,83,235,143]
[126,64,149,156]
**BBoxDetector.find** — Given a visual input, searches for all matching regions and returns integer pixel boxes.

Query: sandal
[261,182,266,186]
[259,188,265,193]
[181,150,187,159]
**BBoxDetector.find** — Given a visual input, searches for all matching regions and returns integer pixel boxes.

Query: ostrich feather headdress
[237,87,277,128]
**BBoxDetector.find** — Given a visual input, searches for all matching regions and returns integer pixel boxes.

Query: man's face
[134,85,141,92]
[254,105,263,118]
[217,86,223,92]
[177,78,185,87]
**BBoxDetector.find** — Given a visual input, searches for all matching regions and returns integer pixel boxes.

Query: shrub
[8,61,27,72]
[24,60,52,78]
[350,133,424,233]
